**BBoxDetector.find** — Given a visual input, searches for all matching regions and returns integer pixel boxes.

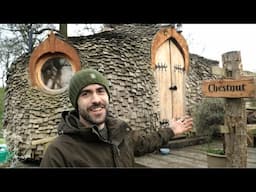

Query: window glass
[41,57,73,90]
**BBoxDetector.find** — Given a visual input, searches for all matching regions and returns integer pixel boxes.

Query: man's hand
[170,115,193,136]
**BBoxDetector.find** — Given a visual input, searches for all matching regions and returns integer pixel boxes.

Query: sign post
[202,51,255,167]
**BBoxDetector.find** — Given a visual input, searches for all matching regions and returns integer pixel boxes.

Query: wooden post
[222,51,247,167]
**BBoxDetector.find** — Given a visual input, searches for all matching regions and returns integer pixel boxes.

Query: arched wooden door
[154,39,186,123]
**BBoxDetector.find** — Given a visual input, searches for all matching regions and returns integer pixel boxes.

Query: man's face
[77,84,109,127]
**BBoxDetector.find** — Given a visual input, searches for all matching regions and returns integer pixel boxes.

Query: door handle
[169,85,177,90]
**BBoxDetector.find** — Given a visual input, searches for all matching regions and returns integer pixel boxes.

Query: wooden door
[154,39,186,124]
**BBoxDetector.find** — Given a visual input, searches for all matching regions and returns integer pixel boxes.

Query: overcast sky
[181,24,256,72]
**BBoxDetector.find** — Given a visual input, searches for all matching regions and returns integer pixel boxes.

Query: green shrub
[0,138,5,144]
[207,148,225,155]
[193,98,225,138]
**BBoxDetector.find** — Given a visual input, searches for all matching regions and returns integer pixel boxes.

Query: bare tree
[0,24,57,87]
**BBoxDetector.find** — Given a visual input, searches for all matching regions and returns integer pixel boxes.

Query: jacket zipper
[112,144,121,167]
[92,126,121,167]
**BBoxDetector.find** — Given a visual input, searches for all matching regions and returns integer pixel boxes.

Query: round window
[40,57,73,93]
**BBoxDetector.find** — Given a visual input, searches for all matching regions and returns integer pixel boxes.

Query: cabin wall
[4,54,72,161]
[72,34,160,132]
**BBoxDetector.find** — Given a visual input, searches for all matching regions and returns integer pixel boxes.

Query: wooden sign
[202,78,256,98]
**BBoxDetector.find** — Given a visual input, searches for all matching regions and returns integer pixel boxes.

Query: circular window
[39,56,73,94]
[29,32,81,93]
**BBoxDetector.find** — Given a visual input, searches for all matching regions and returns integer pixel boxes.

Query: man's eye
[81,92,88,96]
[98,88,106,93]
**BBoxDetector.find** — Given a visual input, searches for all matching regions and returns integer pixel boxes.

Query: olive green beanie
[68,69,110,109]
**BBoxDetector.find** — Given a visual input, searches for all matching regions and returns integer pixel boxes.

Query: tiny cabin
[3,24,219,162]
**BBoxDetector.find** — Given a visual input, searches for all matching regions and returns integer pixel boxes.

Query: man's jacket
[40,110,175,167]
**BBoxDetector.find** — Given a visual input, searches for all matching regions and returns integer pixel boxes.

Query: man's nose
[91,92,101,103]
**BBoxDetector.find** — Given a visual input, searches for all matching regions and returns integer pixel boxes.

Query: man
[40,68,193,167]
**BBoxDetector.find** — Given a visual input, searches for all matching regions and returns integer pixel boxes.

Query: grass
[207,148,225,155]
[0,138,5,144]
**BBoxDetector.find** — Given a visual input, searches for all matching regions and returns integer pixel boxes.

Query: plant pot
[207,152,227,168]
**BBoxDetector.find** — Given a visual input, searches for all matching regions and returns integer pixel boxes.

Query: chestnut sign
[202,78,256,98]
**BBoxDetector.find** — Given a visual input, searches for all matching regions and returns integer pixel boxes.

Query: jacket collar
[58,110,129,146]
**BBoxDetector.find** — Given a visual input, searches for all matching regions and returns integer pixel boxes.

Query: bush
[207,148,225,155]
[0,138,5,144]
[193,98,225,138]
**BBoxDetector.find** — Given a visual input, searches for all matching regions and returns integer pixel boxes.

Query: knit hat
[68,69,110,109]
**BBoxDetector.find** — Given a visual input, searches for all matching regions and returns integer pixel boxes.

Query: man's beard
[79,104,108,126]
